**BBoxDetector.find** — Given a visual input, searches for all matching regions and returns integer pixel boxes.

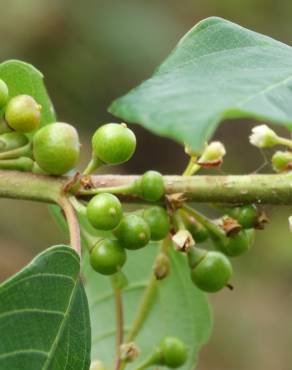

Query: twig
[111,277,124,370]
[58,196,81,256]
[126,238,170,342]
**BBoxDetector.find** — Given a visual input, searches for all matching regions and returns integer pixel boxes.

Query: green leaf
[0,245,91,370]
[0,60,55,135]
[109,17,292,151]
[84,243,212,369]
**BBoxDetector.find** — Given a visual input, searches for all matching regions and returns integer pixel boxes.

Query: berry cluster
[77,122,260,296]
[0,78,80,175]
[178,204,259,293]
[0,77,262,297]
[88,188,168,275]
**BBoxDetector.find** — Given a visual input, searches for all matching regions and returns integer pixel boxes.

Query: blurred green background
[1,1,292,369]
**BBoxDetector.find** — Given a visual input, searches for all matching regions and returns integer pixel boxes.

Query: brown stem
[58,196,81,256]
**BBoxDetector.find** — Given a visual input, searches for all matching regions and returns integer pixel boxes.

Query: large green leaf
[0,60,55,134]
[109,17,292,151]
[84,243,212,370]
[0,245,91,370]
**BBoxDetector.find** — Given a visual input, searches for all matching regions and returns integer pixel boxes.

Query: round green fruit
[114,214,150,250]
[158,337,188,368]
[136,170,164,201]
[87,193,123,230]
[33,122,80,175]
[92,123,136,165]
[182,213,209,243]
[214,229,254,257]
[272,150,292,172]
[227,204,257,229]
[90,238,127,275]
[191,251,233,293]
[5,95,41,132]
[142,206,170,241]
[0,132,28,152]
[0,79,9,108]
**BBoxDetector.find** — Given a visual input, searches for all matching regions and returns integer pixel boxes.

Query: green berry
[189,223,209,243]
[87,193,123,230]
[33,122,80,175]
[272,151,292,172]
[214,229,254,257]
[158,337,188,368]
[92,123,136,165]
[227,205,258,229]
[142,206,170,241]
[0,79,9,108]
[90,238,127,275]
[182,213,209,243]
[136,170,164,201]
[191,251,233,293]
[5,95,41,132]
[0,132,28,152]
[114,214,151,250]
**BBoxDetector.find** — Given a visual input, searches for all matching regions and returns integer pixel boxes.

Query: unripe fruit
[189,223,209,243]
[227,204,258,229]
[181,213,209,243]
[214,229,254,257]
[92,123,136,165]
[5,95,41,132]
[87,193,123,230]
[136,170,164,201]
[33,122,80,175]
[158,337,188,368]
[114,214,151,250]
[0,79,9,108]
[90,239,127,275]
[191,251,233,292]
[0,132,28,152]
[272,151,292,172]
[142,206,170,241]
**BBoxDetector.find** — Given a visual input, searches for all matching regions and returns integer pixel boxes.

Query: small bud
[197,141,226,167]
[153,253,171,280]
[172,230,195,252]
[272,151,292,172]
[249,124,279,148]
[120,342,140,362]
